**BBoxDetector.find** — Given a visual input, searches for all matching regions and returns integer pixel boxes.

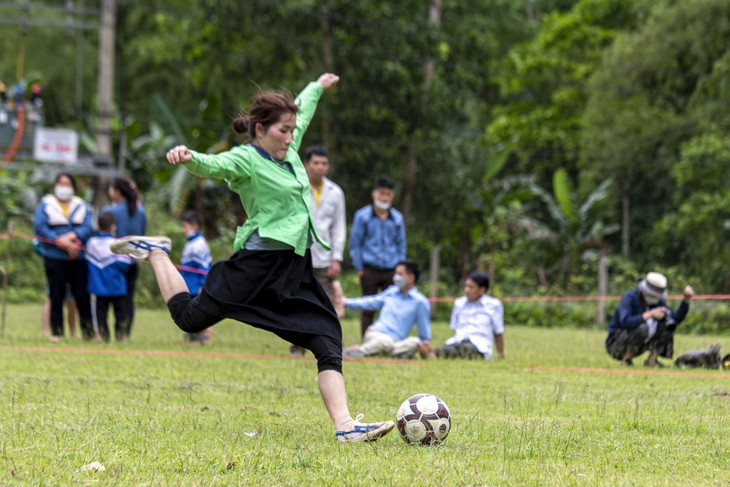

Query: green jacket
[185,82,330,256]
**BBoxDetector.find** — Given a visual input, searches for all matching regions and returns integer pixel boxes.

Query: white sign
[33,127,79,163]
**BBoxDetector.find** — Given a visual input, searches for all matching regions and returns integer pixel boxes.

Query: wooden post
[1,221,11,338]
[93,0,116,209]
[597,251,608,326]
[429,246,440,317]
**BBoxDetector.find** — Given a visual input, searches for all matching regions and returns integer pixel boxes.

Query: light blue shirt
[346,285,431,341]
[349,205,406,270]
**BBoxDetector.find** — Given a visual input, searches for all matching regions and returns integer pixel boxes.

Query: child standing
[179,211,213,344]
[86,212,132,342]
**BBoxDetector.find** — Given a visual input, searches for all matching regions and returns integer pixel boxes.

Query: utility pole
[96,0,115,164]
[93,0,116,207]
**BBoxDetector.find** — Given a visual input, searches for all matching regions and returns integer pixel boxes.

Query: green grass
[0,304,728,486]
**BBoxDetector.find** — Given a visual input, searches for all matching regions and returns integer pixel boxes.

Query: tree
[653,134,730,289]
[581,0,730,260]
[486,0,640,187]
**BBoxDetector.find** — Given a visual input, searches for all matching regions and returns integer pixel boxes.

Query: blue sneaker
[336,414,395,442]
[111,236,171,261]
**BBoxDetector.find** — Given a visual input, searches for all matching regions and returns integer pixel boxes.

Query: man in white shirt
[436,272,505,360]
[291,145,347,356]
[303,145,346,299]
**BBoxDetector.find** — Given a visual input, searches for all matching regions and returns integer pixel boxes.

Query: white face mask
[54,186,74,202]
[393,274,408,291]
[373,199,391,211]
[644,294,661,305]
[185,230,197,238]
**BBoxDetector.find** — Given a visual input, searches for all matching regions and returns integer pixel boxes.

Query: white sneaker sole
[110,236,171,260]
[339,421,395,442]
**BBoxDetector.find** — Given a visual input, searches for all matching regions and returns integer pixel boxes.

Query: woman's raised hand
[316,73,340,91]
[166,145,193,164]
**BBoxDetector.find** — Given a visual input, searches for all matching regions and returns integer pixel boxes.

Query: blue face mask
[393,274,408,291]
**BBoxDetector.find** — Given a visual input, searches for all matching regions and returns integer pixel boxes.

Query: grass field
[0,303,728,486]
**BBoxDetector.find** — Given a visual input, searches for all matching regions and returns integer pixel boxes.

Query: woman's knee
[166,292,218,333]
[308,335,343,374]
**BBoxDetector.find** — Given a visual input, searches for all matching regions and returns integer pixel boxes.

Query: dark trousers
[94,295,130,342]
[44,257,93,338]
[435,340,483,359]
[313,267,335,303]
[606,321,675,361]
[359,266,395,336]
[167,292,343,374]
[122,263,139,335]
[290,267,335,354]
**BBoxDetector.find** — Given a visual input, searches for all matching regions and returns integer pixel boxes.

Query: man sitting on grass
[435,272,504,360]
[606,271,695,367]
[343,260,433,359]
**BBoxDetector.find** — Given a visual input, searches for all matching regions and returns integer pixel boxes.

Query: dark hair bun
[232,116,250,135]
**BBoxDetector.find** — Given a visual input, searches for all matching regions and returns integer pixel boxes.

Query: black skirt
[193,248,342,342]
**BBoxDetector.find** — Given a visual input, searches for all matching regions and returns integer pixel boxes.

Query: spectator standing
[86,212,132,342]
[349,175,406,336]
[435,272,505,360]
[179,211,213,345]
[290,144,346,356]
[34,237,78,338]
[103,177,146,337]
[33,172,94,341]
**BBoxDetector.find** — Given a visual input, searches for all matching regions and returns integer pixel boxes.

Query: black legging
[44,257,93,338]
[167,292,343,374]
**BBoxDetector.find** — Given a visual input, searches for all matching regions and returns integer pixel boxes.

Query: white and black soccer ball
[396,393,451,445]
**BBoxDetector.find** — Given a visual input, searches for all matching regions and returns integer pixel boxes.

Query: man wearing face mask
[349,175,407,337]
[342,260,431,359]
[606,272,695,367]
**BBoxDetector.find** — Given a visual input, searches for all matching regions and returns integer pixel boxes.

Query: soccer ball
[396,393,451,445]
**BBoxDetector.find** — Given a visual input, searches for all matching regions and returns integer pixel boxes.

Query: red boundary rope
[2,231,729,300]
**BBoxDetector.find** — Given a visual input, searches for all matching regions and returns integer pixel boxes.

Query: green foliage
[521,168,618,279]
[3,0,729,303]
[654,134,730,289]
[0,221,46,304]
[581,0,730,263]
[0,174,29,228]
[487,0,640,184]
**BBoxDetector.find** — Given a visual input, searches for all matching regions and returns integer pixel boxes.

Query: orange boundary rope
[2,231,729,300]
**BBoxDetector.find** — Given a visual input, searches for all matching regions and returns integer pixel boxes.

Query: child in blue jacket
[86,212,132,342]
[179,211,212,344]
